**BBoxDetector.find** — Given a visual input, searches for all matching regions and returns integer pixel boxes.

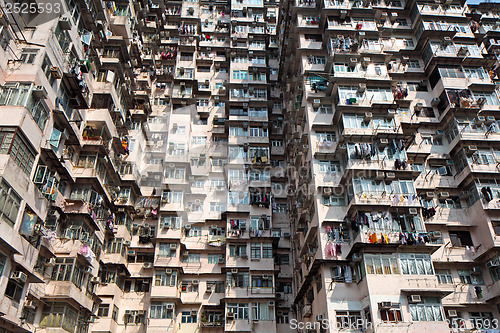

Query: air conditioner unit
[358,83,366,93]
[340,10,347,19]
[276,292,283,299]
[431,98,441,106]
[447,310,458,317]
[457,46,469,57]
[426,192,435,198]
[226,312,235,319]
[143,263,153,269]
[124,310,132,316]
[206,284,214,292]
[476,97,487,107]
[429,231,442,239]
[375,171,385,180]
[352,253,362,262]
[313,99,321,108]
[409,295,421,303]
[268,301,275,307]
[409,208,418,215]
[443,36,452,46]
[185,224,191,229]
[11,271,28,283]
[362,57,371,67]
[414,102,423,111]
[33,86,47,98]
[486,116,496,124]
[401,56,410,64]
[132,224,139,230]
[467,145,478,154]
[435,130,444,139]
[378,301,392,309]
[316,314,325,321]
[231,269,238,274]
[50,66,63,79]
[218,257,225,264]
[44,258,56,267]
[386,172,395,179]
[380,138,389,146]
[364,112,373,122]
[166,304,174,310]
[192,280,199,285]
[166,268,173,274]
[349,58,358,66]
[387,109,396,118]
[302,305,312,317]
[475,116,486,124]
[487,258,500,268]
[128,250,136,255]
[322,187,332,197]
[59,17,72,30]
[439,192,449,198]
[262,274,269,279]
[163,222,170,228]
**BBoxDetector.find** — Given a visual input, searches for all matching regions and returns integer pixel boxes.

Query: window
[227,303,249,319]
[0,180,22,226]
[400,254,434,275]
[40,303,79,332]
[436,269,453,284]
[458,269,484,285]
[449,231,473,247]
[4,277,24,301]
[181,281,199,293]
[229,244,247,257]
[336,311,361,329]
[97,304,110,317]
[150,302,175,319]
[183,253,200,263]
[365,254,400,275]
[469,312,495,329]
[20,49,38,64]
[409,297,444,322]
[155,270,177,286]
[251,302,275,321]
[0,127,37,175]
[408,60,421,69]
[380,308,402,322]
[158,243,176,257]
[277,311,289,324]
[181,311,197,323]
[323,196,346,206]
[251,243,261,259]
[0,83,49,130]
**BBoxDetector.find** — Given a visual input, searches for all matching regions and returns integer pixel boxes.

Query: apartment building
[0,0,291,333]
[279,0,500,331]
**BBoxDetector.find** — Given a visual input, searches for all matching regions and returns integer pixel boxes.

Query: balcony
[43,281,94,311]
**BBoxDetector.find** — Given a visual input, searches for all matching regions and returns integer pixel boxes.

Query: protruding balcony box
[151,285,179,299]
[414,173,456,189]
[44,281,94,311]
[92,317,119,333]
[101,252,127,266]
[422,207,469,226]
[109,14,133,43]
[225,319,254,332]
[85,108,118,138]
[0,105,43,150]
[299,34,322,50]
[443,284,487,305]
